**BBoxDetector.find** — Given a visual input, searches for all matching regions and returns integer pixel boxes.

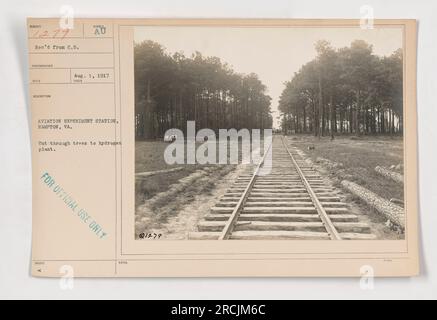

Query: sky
[135,26,403,128]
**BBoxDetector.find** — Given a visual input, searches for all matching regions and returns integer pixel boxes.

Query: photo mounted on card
[28,18,419,277]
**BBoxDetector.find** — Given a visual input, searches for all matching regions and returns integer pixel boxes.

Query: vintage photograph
[134,25,405,241]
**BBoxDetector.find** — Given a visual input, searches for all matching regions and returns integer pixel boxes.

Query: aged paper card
[28,18,418,277]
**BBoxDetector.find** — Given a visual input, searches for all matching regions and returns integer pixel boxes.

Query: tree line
[135,40,273,139]
[279,40,403,137]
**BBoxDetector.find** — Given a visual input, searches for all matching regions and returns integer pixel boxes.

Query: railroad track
[189,135,376,240]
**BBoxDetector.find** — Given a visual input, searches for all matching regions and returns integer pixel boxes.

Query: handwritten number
[61,29,70,39]
[31,28,70,39]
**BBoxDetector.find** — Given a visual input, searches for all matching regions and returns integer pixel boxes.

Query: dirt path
[135,164,244,239]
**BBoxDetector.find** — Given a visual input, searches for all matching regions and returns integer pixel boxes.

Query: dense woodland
[279,40,403,137]
[135,41,273,139]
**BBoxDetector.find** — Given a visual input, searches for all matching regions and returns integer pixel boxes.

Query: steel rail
[281,137,342,240]
[218,139,273,240]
